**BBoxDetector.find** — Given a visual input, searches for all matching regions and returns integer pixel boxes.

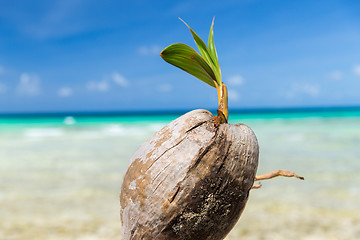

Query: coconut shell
[120,109,259,240]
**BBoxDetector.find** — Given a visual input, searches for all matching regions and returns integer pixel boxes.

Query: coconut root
[251,169,304,190]
[251,183,262,189]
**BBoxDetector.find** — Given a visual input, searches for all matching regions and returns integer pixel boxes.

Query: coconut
[119,18,303,240]
[120,109,259,239]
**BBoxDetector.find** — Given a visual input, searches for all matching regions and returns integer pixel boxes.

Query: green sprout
[160,18,228,124]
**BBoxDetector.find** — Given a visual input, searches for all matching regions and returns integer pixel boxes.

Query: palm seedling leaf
[208,18,221,81]
[160,43,217,88]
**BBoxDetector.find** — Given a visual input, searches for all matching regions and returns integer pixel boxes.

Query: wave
[24,128,64,138]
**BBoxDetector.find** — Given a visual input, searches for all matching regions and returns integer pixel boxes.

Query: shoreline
[1,105,360,118]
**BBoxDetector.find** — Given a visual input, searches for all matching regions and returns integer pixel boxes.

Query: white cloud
[87,80,109,92]
[328,70,343,81]
[87,72,129,92]
[58,87,73,97]
[228,75,244,86]
[17,73,41,96]
[112,72,129,87]
[138,45,162,56]
[353,65,360,76]
[0,82,7,94]
[228,89,240,101]
[302,84,319,97]
[290,83,319,97]
[158,84,172,93]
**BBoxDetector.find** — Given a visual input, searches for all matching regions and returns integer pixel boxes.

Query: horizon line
[1,105,360,118]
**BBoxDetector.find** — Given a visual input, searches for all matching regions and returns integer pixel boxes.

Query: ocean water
[0,109,359,240]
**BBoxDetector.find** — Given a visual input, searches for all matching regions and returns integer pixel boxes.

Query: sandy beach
[1,113,359,239]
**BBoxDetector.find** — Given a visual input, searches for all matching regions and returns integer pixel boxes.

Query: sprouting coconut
[120,18,303,240]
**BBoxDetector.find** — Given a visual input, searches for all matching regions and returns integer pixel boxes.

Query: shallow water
[0,111,359,239]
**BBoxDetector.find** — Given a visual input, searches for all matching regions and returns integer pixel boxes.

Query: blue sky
[0,0,360,113]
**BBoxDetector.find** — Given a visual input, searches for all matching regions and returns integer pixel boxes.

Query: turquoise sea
[1,108,360,240]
